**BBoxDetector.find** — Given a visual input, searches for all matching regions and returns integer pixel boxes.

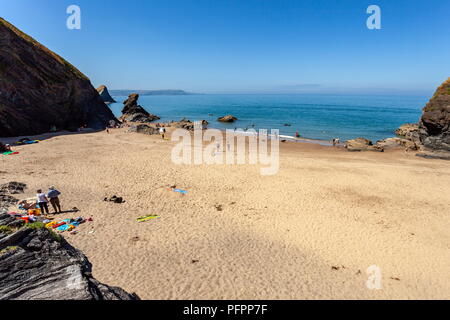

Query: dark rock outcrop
[96,85,116,104]
[217,115,237,123]
[0,18,118,137]
[0,181,139,300]
[120,93,160,123]
[417,78,450,152]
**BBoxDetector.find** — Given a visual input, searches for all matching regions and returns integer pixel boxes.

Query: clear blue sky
[1,0,449,94]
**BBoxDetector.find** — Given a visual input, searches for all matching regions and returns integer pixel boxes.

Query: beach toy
[28,208,41,216]
[136,215,160,222]
[45,221,57,228]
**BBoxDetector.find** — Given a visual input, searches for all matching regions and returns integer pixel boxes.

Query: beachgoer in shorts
[36,189,49,214]
[47,186,62,213]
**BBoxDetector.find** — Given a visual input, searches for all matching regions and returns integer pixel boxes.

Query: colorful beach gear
[137,215,160,222]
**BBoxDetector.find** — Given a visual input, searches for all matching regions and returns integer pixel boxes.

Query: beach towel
[173,188,188,195]
[137,215,160,222]
[56,224,71,232]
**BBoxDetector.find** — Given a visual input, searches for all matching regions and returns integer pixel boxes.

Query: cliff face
[97,85,116,103]
[418,78,450,151]
[0,18,117,137]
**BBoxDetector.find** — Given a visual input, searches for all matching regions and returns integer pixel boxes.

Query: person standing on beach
[36,189,49,215]
[47,186,62,213]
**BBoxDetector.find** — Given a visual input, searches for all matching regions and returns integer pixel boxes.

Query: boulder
[119,93,160,123]
[0,18,118,137]
[376,137,418,151]
[396,123,420,140]
[0,182,26,213]
[96,85,116,104]
[418,78,450,152]
[217,115,238,123]
[0,142,7,152]
[345,138,384,152]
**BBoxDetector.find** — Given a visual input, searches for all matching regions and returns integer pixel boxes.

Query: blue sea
[108,94,428,142]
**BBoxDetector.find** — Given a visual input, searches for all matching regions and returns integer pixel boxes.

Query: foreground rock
[0,18,118,137]
[217,115,238,123]
[96,85,116,103]
[120,93,160,123]
[0,221,139,300]
[0,181,139,300]
[345,138,383,152]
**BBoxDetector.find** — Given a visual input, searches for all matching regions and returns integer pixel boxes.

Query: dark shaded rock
[0,182,26,195]
[345,138,384,152]
[217,115,238,123]
[0,182,26,213]
[0,142,7,152]
[120,93,160,123]
[96,85,116,103]
[0,18,118,137]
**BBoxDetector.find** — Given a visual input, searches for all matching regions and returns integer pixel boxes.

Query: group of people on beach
[36,186,62,214]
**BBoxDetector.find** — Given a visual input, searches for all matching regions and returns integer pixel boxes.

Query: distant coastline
[109,89,196,96]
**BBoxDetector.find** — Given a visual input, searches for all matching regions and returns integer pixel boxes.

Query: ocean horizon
[109,93,428,142]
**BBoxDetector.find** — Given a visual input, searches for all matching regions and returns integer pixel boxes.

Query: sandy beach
[1,129,449,300]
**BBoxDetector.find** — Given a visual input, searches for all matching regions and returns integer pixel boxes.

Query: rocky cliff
[0,181,139,300]
[97,85,116,103]
[418,78,450,152]
[0,18,118,137]
[120,93,160,123]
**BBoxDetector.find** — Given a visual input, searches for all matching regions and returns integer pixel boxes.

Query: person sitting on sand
[47,186,62,213]
[36,189,50,215]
